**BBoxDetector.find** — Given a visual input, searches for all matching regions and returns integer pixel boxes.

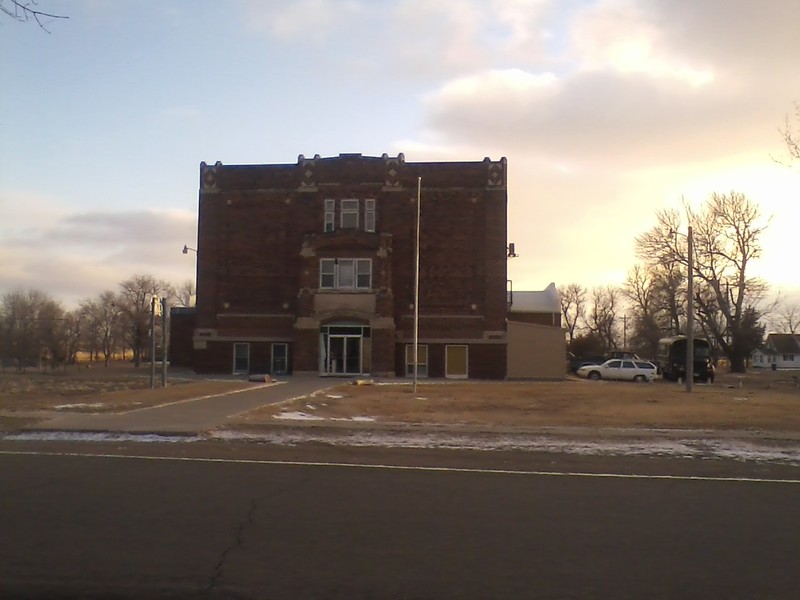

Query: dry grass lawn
[234,370,800,432]
[1,362,799,434]
[0,363,258,414]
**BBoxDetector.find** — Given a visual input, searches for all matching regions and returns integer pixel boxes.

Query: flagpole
[413,176,421,395]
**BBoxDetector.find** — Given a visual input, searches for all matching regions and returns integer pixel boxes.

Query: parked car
[569,355,606,373]
[568,351,641,373]
[576,359,658,382]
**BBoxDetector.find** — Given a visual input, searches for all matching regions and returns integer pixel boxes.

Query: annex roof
[509,282,560,313]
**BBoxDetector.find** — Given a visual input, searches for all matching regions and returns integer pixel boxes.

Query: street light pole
[686,225,694,393]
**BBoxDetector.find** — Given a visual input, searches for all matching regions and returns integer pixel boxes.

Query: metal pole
[686,226,694,393]
[161,297,167,388]
[150,296,156,389]
[413,176,422,395]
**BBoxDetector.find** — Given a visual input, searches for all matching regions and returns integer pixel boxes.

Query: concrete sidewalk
[26,375,335,435]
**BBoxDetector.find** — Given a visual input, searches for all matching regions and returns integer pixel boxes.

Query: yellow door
[445,345,468,379]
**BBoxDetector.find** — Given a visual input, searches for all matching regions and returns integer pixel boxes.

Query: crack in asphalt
[207,497,258,593]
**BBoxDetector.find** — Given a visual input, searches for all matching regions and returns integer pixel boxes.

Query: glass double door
[324,335,362,375]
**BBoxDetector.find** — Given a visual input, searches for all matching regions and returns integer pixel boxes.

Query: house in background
[751,333,800,369]
[171,153,566,380]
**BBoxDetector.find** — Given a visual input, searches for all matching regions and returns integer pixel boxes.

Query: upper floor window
[319,258,372,290]
[340,199,359,229]
[324,199,335,232]
[365,199,376,232]
[323,198,377,233]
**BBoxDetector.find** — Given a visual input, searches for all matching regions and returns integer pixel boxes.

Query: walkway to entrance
[26,375,335,435]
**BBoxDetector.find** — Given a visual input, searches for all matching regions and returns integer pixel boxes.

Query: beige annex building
[507,283,566,379]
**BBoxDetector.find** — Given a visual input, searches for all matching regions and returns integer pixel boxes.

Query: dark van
[657,336,711,382]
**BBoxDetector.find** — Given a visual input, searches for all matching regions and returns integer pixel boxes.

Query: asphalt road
[2,441,799,599]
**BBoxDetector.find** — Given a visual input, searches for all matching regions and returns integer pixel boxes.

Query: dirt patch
[234,370,800,432]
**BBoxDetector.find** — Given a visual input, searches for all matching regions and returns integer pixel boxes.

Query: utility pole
[686,225,694,393]
[413,176,422,395]
[161,297,168,387]
[622,314,627,349]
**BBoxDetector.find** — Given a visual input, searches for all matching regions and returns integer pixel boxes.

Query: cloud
[0,203,197,308]
[241,0,365,40]
[418,0,800,168]
[396,0,800,294]
[570,0,714,86]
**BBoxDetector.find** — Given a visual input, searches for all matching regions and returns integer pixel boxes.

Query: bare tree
[559,283,586,345]
[623,265,666,358]
[117,274,172,367]
[175,279,196,308]
[0,289,65,371]
[636,192,771,372]
[586,285,620,352]
[80,291,124,366]
[0,0,67,31]
[772,302,800,334]
[777,101,800,166]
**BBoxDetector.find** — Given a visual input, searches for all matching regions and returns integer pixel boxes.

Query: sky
[1,0,798,309]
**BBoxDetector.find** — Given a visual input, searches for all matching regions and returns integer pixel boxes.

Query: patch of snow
[206,431,800,465]
[53,403,105,410]
[2,428,798,466]
[325,394,345,399]
[3,432,201,443]
[273,411,325,421]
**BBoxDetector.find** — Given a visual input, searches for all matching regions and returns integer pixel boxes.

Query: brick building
[182,153,510,378]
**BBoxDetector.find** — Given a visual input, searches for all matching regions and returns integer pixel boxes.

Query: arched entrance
[319,323,371,376]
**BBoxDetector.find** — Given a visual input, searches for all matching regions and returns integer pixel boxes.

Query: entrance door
[320,324,369,376]
[325,335,362,375]
[445,345,468,379]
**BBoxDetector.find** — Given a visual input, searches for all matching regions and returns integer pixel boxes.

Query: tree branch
[1,0,68,32]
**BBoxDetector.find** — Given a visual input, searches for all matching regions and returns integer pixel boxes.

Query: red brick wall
[194,154,508,377]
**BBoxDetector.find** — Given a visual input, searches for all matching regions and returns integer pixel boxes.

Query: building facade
[188,153,509,379]
[506,283,567,379]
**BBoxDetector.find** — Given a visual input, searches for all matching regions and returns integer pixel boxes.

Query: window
[357,259,371,288]
[405,344,428,377]
[365,199,376,232]
[324,199,335,232]
[233,343,250,374]
[319,259,371,290]
[338,260,355,288]
[320,259,336,288]
[340,199,359,229]
[784,354,795,362]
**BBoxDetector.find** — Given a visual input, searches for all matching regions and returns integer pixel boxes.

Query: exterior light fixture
[182,244,197,254]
